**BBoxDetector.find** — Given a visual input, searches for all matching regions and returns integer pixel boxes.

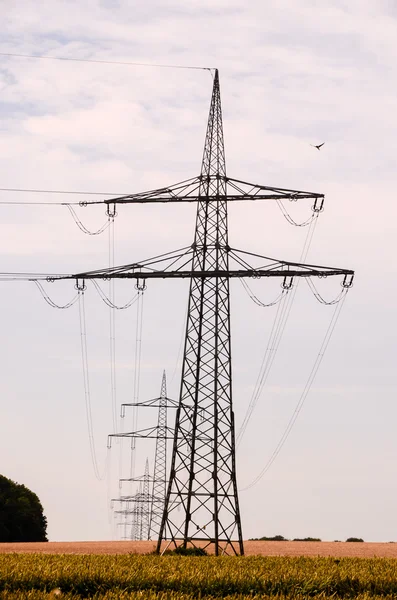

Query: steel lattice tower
[113,458,151,540]
[139,458,151,540]
[42,67,354,556]
[157,71,243,555]
[109,370,176,540]
[149,371,168,539]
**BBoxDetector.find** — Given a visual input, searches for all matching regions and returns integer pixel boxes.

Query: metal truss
[67,246,352,282]
[156,70,243,556]
[99,175,325,205]
[111,371,176,540]
[112,459,151,540]
[150,372,169,540]
[11,69,354,555]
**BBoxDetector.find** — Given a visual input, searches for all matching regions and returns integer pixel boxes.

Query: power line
[78,288,107,481]
[236,216,320,447]
[66,204,112,234]
[0,52,213,71]
[0,187,126,203]
[239,292,348,492]
[34,280,79,309]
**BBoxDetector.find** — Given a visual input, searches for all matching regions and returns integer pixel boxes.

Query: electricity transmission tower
[113,458,151,540]
[112,370,175,540]
[149,371,170,539]
[42,69,353,555]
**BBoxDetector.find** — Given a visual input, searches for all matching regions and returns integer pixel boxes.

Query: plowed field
[0,540,396,557]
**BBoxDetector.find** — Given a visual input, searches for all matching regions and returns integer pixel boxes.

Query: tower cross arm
[0,247,353,282]
[69,267,353,280]
[96,175,324,206]
[107,425,176,447]
[121,397,179,409]
[58,245,354,282]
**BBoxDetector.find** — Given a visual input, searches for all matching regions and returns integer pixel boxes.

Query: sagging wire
[33,280,79,309]
[239,278,286,307]
[276,196,324,228]
[237,277,293,446]
[77,280,107,481]
[240,285,351,492]
[306,276,351,305]
[65,203,113,235]
[237,215,320,447]
[91,280,139,310]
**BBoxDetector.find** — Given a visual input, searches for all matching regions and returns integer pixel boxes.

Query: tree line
[0,474,47,542]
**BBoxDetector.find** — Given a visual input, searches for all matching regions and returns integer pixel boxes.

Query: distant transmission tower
[39,68,353,555]
[149,371,169,539]
[110,371,177,540]
[136,458,151,540]
[112,458,151,540]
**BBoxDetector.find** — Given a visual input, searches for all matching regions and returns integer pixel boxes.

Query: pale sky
[1,0,396,543]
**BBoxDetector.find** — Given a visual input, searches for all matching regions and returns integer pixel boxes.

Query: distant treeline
[249,535,365,542]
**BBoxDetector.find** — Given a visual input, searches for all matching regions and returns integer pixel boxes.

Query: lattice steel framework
[157,71,243,556]
[149,371,168,539]
[28,68,354,555]
[113,458,151,540]
[110,371,176,540]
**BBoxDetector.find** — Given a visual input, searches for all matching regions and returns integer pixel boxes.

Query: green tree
[0,474,48,542]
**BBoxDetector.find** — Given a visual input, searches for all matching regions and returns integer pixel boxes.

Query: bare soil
[0,540,396,557]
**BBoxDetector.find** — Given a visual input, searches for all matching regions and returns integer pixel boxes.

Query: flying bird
[311,142,325,151]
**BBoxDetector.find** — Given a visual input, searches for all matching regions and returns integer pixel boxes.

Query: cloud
[0,0,396,543]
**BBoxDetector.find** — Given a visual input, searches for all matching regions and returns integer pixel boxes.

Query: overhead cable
[239,278,286,307]
[0,187,124,198]
[276,199,317,227]
[65,204,111,235]
[91,280,139,309]
[108,217,117,434]
[0,52,212,71]
[170,307,188,385]
[237,289,291,446]
[236,215,320,446]
[128,283,146,481]
[240,292,349,491]
[78,287,107,481]
[33,280,79,309]
[306,277,347,305]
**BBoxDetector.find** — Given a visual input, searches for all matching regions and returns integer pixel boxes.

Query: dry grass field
[1,540,397,557]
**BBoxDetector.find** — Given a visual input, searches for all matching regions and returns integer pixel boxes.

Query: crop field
[2,541,397,558]
[1,554,397,599]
